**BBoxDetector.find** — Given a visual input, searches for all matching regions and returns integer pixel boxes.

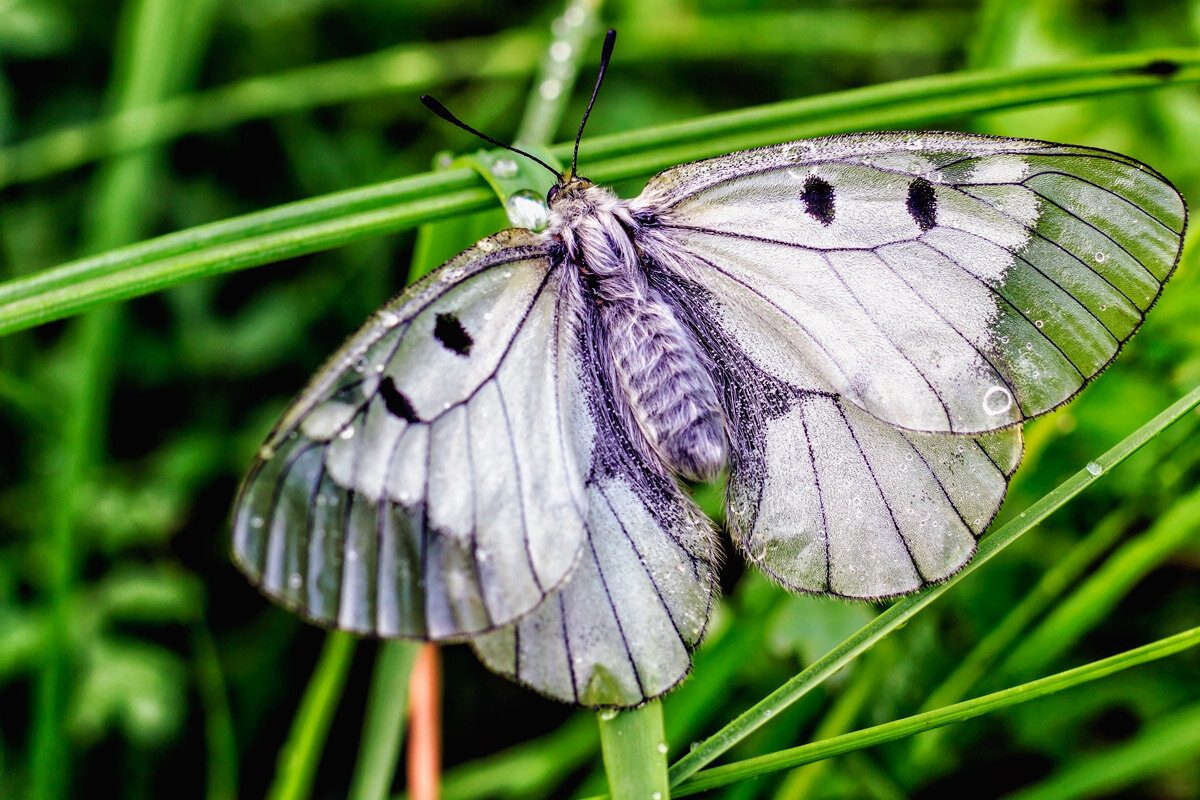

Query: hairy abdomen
[601,292,727,482]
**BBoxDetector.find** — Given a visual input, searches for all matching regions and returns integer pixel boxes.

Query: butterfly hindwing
[729,392,1022,598]
[232,229,591,639]
[636,132,1186,435]
[470,313,717,708]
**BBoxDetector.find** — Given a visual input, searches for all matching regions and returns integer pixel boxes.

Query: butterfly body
[550,178,728,482]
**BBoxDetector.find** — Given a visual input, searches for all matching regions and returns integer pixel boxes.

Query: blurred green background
[1,0,1199,798]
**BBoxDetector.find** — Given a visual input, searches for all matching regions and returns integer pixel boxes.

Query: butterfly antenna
[419,94,560,178]
[572,29,617,177]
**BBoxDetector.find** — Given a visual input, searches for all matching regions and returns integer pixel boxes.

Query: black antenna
[573,29,617,176]
[419,94,560,178]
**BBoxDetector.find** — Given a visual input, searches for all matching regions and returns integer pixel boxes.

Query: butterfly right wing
[232,229,590,640]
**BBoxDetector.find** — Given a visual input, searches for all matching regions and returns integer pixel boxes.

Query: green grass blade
[915,506,1133,712]
[266,633,358,800]
[998,701,1200,800]
[598,702,670,800]
[667,383,1200,786]
[348,642,419,800]
[1001,484,1200,680]
[190,624,238,800]
[670,626,1200,796]
[0,8,969,190]
[2,49,1199,337]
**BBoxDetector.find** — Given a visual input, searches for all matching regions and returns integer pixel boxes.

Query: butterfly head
[546,173,595,207]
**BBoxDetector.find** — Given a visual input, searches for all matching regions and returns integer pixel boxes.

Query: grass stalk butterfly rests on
[231,30,1186,709]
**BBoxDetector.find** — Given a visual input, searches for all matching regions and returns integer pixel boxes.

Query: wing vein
[595,480,688,644]
[819,251,954,430]
[835,400,927,583]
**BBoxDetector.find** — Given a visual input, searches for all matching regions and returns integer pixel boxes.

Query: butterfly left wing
[232,229,591,640]
[470,315,718,708]
[634,132,1186,435]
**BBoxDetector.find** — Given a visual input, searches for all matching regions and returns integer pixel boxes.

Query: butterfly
[231,30,1186,708]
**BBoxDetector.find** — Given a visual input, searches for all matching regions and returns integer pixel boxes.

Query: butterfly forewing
[636,133,1186,435]
[233,229,591,639]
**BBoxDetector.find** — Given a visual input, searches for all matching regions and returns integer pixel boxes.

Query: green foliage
[1,1,1199,799]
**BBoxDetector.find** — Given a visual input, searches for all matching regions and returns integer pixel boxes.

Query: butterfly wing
[232,229,591,639]
[653,273,1022,598]
[635,133,1186,435]
[469,314,718,708]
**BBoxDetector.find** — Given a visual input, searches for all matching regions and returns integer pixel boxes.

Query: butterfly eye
[546,184,560,204]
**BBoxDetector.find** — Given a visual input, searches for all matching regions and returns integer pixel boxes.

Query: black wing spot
[1136,59,1180,78]
[434,312,473,356]
[380,377,420,422]
[907,178,938,232]
[801,176,836,226]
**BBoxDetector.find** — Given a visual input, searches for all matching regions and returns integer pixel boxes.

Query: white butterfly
[232,31,1186,708]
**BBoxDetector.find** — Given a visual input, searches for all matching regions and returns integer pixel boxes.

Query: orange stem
[407,643,442,800]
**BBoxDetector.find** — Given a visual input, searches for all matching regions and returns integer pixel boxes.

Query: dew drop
[490,157,519,179]
[563,5,586,25]
[288,573,303,589]
[1025,342,1034,351]
[1000,335,1010,344]
[1034,319,1044,328]
[1085,461,1103,476]
[339,426,355,440]
[598,709,618,721]
[550,41,572,61]
[353,355,368,373]
[651,792,662,800]
[656,742,668,754]
[250,515,264,529]
[378,309,400,327]
[1099,304,1108,312]
[259,444,276,460]
[1094,251,1108,264]
[540,79,562,100]
[982,385,1014,416]
[505,188,550,231]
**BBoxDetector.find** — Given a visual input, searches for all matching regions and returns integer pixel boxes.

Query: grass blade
[671,625,1200,796]
[3,49,1200,336]
[667,383,1200,786]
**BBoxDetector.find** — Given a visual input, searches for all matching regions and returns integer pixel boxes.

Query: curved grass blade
[668,625,1200,796]
[667,383,1200,786]
[2,49,1200,336]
